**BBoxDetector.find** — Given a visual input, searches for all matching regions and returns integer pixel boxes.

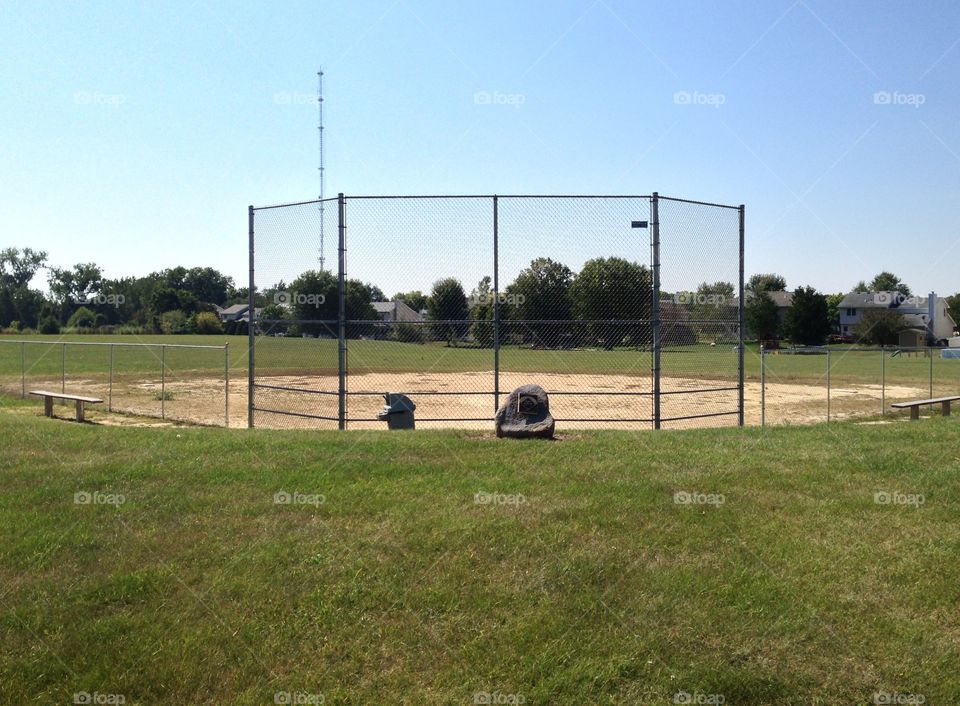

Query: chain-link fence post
[160,344,166,419]
[247,204,256,429]
[337,193,347,430]
[20,341,25,399]
[826,348,831,423]
[61,342,66,394]
[651,192,661,430]
[738,204,745,426]
[760,344,765,427]
[108,344,114,412]
[929,347,934,398]
[492,195,500,414]
[880,346,885,415]
[224,342,230,428]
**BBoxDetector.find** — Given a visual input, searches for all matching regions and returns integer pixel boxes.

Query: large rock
[495,384,555,439]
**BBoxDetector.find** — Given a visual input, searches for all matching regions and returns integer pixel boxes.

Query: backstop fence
[248,193,744,430]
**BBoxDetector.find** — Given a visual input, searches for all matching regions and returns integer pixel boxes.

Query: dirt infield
[4,371,931,429]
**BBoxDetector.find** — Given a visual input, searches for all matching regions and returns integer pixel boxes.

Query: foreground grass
[1,403,960,704]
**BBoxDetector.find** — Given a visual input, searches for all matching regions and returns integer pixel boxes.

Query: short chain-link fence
[758,345,960,425]
[0,340,231,426]
[249,193,745,430]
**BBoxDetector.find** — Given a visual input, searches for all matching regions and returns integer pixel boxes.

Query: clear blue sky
[3,0,960,296]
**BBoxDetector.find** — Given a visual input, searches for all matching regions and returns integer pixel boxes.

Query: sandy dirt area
[4,372,931,429]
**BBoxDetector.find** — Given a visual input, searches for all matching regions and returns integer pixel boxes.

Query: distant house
[838,291,957,344]
[371,300,423,323]
[216,304,260,324]
[731,290,794,325]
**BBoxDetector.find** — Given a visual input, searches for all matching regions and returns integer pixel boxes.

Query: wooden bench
[29,390,104,422]
[891,395,960,420]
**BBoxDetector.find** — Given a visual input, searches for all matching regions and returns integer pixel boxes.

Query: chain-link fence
[249,193,745,430]
[758,345,960,425]
[0,340,230,426]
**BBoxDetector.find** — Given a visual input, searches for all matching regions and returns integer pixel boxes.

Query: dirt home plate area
[7,372,930,428]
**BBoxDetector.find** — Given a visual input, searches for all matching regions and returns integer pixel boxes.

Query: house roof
[371,302,396,314]
[220,304,249,315]
[766,291,793,308]
[838,291,933,309]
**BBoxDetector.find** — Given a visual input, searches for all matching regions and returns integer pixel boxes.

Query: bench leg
[43,396,53,417]
[943,401,951,417]
[76,400,85,423]
[910,406,920,420]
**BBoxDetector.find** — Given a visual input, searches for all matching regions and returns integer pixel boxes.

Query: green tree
[428,278,469,346]
[783,286,831,345]
[747,273,786,295]
[570,257,652,349]
[192,311,224,334]
[505,258,574,345]
[159,310,188,334]
[468,276,495,347]
[47,262,103,320]
[825,293,845,333]
[868,271,911,297]
[856,309,905,345]
[183,267,234,306]
[66,306,98,329]
[745,292,780,341]
[0,248,47,288]
[853,280,870,293]
[947,293,960,332]
[391,290,429,313]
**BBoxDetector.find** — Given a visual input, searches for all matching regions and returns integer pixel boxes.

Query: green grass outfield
[2,334,957,388]
[1,401,958,703]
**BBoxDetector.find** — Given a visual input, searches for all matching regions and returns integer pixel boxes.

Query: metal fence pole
[929,347,934,398]
[247,205,255,429]
[160,345,166,419]
[880,347,885,415]
[738,204,745,427]
[108,344,114,412]
[826,348,831,423]
[20,341,25,399]
[651,192,661,430]
[224,343,230,428]
[337,193,347,430]
[760,344,765,427]
[61,343,66,395]
[493,195,500,415]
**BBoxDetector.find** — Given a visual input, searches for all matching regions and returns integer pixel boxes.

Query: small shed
[898,328,927,348]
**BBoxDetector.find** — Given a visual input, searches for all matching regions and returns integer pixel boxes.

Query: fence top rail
[657,194,742,210]
[0,339,227,351]
[252,193,665,210]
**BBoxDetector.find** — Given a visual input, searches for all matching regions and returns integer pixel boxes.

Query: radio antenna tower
[317,68,326,270]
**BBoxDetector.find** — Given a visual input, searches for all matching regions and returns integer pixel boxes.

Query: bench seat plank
[28,390,104,404]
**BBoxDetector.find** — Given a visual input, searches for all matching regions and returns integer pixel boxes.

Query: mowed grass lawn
[3,334,957,390]
[2,400,959,704]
